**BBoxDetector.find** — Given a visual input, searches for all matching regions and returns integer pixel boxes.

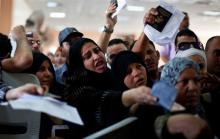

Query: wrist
[103,25,113,34]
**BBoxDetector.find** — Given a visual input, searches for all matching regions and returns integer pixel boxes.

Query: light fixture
[47,2,58,8]
[49,12,66,18]
[202,10,220,16]
[126,5,145,12]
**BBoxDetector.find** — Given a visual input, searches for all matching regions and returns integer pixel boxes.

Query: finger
[144,14,156,24]
[149,8,158,16]
[36,86,44,95]
[22,84,43,95]
[142,95,157,105]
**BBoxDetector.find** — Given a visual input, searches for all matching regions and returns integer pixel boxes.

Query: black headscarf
[24,51,58,93]
[66,38,114,90]
[111,51,151,91]
[25,52,55,76]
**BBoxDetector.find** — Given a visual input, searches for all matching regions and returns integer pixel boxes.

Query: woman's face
[124,63,147,89]
[36,60,54,92]
[81,42,107,73]
[175,68,200,109]
[54,50,66,67]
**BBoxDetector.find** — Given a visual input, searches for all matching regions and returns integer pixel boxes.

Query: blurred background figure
[115,34,135,50]
[53,47,66,69]
[46,52,55,65]
[26,31,42,52]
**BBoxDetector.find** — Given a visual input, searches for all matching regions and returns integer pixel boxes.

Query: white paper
[144,0,185,46]
[9,94,84,126]
[112,0,127,18]
[8,33,17,57]
[171,102,185,112]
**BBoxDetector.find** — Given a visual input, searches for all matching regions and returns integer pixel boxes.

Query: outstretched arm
[5,83,44,100]
[122,86,157,107]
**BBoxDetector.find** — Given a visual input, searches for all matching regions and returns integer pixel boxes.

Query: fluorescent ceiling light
[50,12,66,18]
[126,6,145,12]
[47,2,58,7]
[203,10,220,16]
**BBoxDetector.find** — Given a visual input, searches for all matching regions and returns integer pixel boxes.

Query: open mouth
[96,60,104,66]
[95,60,106,70]
[41,80,51,85]
[136,78,145,86]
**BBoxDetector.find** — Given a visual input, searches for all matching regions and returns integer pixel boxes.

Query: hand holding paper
[144,1,185,45]
[147,6,172,32]
[111,0,127,18]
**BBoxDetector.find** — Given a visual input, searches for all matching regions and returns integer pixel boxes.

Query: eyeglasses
[177,42,204,52]
[28,40,41,45]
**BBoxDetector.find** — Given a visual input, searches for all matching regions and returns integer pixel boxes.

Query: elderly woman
[161,57,204,116]
[175,42,220,138]
[158,57,214,138]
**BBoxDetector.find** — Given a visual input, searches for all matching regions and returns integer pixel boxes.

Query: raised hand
[105,3,117,31]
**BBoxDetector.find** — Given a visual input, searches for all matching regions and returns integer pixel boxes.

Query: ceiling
[13,0,220,43]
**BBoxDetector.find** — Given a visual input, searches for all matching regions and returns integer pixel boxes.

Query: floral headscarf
[160,57,200,86]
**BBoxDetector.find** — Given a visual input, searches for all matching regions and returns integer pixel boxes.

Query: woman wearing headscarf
[111,50,153,91]
[63,38,158,138]
[24,51,64,95]
[161,57,205,117]
[23,51,66,138]
[175,43,209,93]
[157,57,214,138]
[111,51,166,138]
[175,46,220,138]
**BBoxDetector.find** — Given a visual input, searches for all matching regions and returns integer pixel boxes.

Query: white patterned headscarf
[175,47,207,68]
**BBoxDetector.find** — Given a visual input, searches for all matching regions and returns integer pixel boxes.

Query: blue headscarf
[160,57,200,86]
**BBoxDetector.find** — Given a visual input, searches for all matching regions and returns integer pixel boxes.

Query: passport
[148,6,172,32]
[152,81,177,111]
